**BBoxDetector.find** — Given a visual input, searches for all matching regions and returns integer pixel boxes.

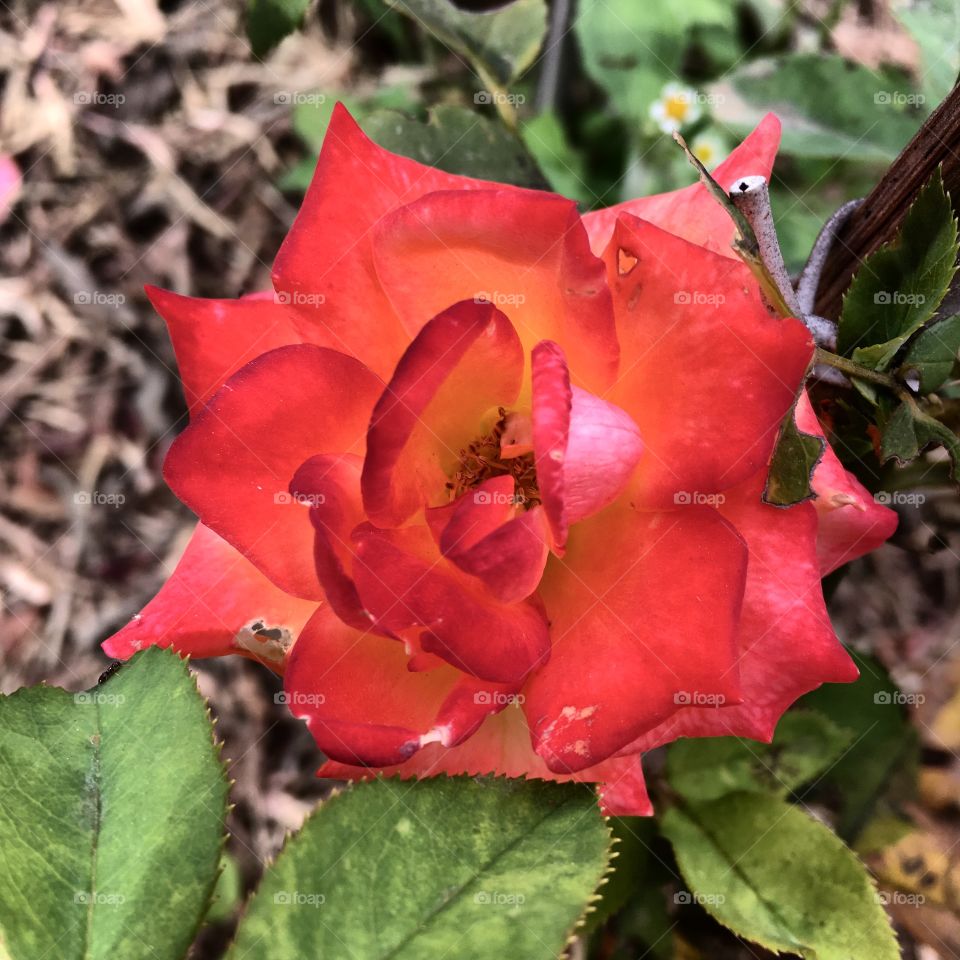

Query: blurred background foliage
[261,0,958,269]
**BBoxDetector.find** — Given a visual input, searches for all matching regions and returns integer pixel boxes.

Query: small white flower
[649,83,703,134]
[689,132,727,170]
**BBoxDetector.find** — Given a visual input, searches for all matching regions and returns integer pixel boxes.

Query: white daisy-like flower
[649,83,703,134]
[689,132,727,171]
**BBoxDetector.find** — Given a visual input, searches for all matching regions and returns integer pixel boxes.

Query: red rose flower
[104,105,896,815]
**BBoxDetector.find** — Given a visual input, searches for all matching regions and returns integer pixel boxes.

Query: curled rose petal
[164,345,382,599]
[351,523,550,684]
[285,605,522,767]
[361,299,524,528]
[428,478,550,604]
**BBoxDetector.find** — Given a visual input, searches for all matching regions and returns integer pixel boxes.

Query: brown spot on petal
[235,619,294,662]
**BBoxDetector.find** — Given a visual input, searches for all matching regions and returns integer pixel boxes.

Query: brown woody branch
[813,83,960,319]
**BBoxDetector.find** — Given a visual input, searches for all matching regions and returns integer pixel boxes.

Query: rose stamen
[446,407,540,506]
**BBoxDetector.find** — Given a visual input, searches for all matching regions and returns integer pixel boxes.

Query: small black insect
[98,661,123,685]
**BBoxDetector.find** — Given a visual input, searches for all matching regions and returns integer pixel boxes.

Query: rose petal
[524,504,747,773]
[361,299,523,528]
[102,523,317,668]
[583,114,781,256]
[316,704,653,816]
[351,523,550,684]
[605,214,814,508]
[164,344,382,599]
[373,188,619,393]
[272,104,498,378]
[145,285,317,414]
[427,477,550,604]
[289,453,376,632]
[796,393,898,574]
[531,341,572,551]
[617,471,860,756]
[285,604,520,766]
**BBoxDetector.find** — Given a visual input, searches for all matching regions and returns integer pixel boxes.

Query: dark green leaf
[229,777,611,959]
[667,711,853,802]
[388,0,547,89]
[361,105,545,186]
[582,817,657,934]
[0,648,228,960]
[880,400,960,479]
[763,394,825,506]
[283,104,546,192]
[799,651,919,840]
[661,793,900,960]
[711,54,925,162]
[900,313,960,393]
[247,0,310,58]
[838,169,958,362]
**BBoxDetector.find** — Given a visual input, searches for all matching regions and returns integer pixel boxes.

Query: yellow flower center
[664,95,690,122]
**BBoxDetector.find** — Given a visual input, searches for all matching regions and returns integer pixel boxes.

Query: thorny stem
[814,347,917,404]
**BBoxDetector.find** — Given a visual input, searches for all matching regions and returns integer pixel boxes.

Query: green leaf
[0,648,228,960]
[799,651,919,840]
[520,112,593,204]
[667,711,853,802]
[246,0,310,58]
[711,54,924,162]
[880,400,960,479]
[388,0,547,89]
[282,104,546,193]
[838,169,958,362]
[763,394,825,506]
[229,777,611,959]
[362,105,545,186]
[574,0,735,123]
[900,313,960,393]
[661,793,900,960]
